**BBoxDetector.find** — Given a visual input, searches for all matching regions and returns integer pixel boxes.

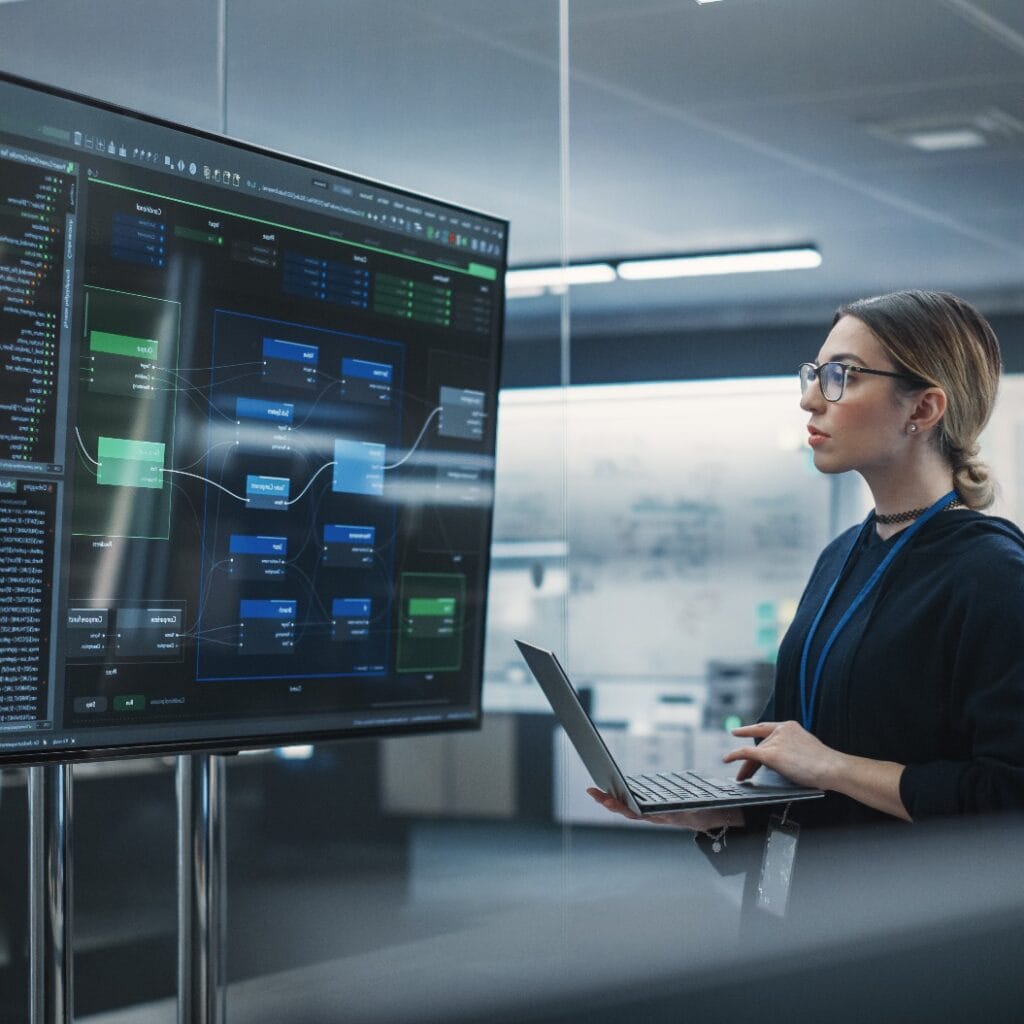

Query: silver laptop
[515,639,824,815]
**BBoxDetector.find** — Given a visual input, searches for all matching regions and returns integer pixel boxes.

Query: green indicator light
[174,225,224,246]
[408,597,456,617]
[723,715,743,732]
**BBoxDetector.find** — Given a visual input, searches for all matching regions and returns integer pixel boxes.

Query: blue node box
[245,474,290,510]
[235,396,294,425]
[341,357,393,404]
[323,524,375,568]
[229,534,288,579]
[331,597,371,641]
[262,337,318,388]
[332,439,385,496]
[238,599,296,655]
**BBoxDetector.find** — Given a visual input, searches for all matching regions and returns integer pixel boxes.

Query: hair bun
[953,456,996,510]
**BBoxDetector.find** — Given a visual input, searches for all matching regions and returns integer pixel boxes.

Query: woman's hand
[723,720,843,789]
[725,721,911,821]
[586,788,744,831]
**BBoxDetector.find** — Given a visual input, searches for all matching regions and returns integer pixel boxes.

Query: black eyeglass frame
[798,361,930,403]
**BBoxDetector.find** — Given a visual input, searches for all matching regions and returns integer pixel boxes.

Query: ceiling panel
[983,0,1024,32]
[2,0,1022,332]
[543,0,1024,328]
[567,0,1018,108]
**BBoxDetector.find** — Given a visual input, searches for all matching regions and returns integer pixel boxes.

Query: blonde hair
[835,291,1001,510]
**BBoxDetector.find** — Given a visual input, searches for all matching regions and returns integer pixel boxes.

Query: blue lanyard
[798,490,956,731]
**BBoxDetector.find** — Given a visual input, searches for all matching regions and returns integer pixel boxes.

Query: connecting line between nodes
[285,461,337,506]
[160,468,248,502]
[384,406,442,471]
[73,426,99,467]
[76,402,443,504]
[175,440,237,473]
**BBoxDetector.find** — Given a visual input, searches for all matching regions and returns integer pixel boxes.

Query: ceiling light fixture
[505,262,616,295]
[905,129,987,152]
[866,108,1024,153]
[505,247,821,297]
[616,246,822,280]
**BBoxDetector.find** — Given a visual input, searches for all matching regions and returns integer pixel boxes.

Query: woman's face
[800,315,914,477]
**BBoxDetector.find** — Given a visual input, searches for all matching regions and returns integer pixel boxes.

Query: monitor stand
[26,754,228,1024]
[28,764,73,1024]
[177,753,227,1024]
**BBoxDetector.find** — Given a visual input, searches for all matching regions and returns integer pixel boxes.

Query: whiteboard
[485,378,833,683]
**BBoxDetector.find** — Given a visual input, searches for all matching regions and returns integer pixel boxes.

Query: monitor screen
[0,72,507,764]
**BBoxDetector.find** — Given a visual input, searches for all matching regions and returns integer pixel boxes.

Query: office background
[2,1,1024,1020]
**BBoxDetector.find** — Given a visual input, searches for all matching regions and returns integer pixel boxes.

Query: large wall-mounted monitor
[0,72,507,764]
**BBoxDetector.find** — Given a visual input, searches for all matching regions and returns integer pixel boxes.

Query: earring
[908,424,918,434]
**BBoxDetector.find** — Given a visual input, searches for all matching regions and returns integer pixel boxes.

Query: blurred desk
[79,816,1024,1024]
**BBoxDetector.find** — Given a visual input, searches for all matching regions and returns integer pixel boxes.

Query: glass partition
[2,1,1024,1021]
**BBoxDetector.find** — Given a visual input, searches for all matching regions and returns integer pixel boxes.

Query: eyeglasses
[798,361,928,402]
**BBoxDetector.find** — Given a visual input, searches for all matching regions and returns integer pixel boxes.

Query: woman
[589,290,1024,838]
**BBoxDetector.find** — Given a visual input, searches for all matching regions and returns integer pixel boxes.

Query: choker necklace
[874,496,963,525]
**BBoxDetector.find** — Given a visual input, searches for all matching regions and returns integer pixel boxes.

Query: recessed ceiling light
[866,108,1024,152]
[905,129,987,152]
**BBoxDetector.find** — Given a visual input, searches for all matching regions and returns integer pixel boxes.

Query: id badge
[756,811,800,917]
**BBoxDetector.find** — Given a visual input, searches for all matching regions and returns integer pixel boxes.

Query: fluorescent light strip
[491,540,569,559]
[504,247,820,297]
[616,247,821,280]
[506,262,616,293]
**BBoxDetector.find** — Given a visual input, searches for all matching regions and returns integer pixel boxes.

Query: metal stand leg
[28,763,74,1024]
[177,754,226,1024]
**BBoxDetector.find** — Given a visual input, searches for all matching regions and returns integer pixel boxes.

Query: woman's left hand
[723,720,844,790]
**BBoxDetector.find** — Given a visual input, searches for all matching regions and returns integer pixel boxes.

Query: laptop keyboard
[627,771,745,805]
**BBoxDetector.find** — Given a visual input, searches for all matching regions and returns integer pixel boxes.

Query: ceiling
[1,0,1023,336]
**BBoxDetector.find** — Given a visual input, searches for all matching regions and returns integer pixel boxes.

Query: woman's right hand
[586,788,744,831]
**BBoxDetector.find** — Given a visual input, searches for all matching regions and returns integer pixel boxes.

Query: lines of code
[0,479,56,725]
[0,153,71,466]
